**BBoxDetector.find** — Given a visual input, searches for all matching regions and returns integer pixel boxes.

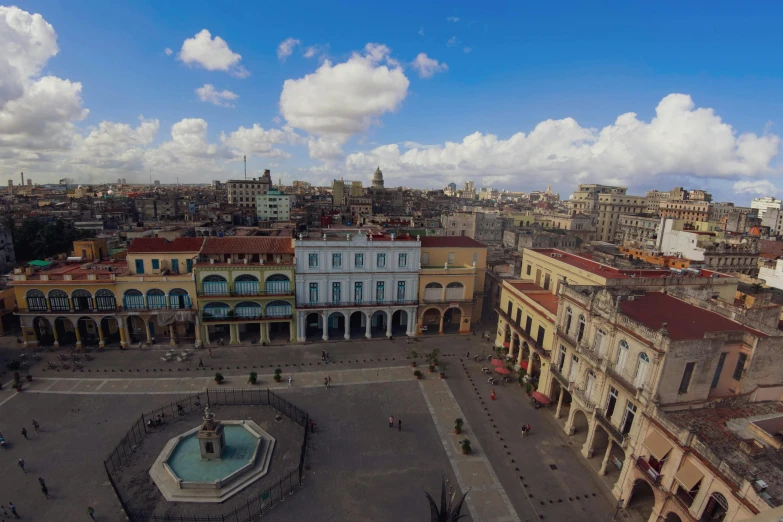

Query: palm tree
[425,476,468,522]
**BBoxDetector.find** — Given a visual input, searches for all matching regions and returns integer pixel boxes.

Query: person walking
[21,427,27,440]
[328,375,332,388]
[288,376,292,387]
[321,350,326,361]
[398,419,402,432]
[41,484,49,499]
[138,341,142,350]
[87,505,96,520]
[388,415,394,428]
[198,358,204,368]
[208,348,213,358]
[32,420,40,433]
[17,458,25,472]
[38,477,45,488]
[324,377,328,388]
[520,425,527,438]
[0,504,7,516]
[8,502,19,518]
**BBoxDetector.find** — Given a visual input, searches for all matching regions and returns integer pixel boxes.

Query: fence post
[207,388,211,407]
[141,413,147,434]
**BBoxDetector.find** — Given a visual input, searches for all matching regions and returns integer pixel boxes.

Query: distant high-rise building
[26,179,32,186]
[751,196,782,218]
[117,178,122,184]
[122,178,127,184]
[154,180,160,186]
[447,182,457,192]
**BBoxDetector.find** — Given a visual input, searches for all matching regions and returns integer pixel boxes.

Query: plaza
[0,332,623,521]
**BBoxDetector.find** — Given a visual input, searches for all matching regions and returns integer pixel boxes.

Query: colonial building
[418,236,487,334]
[294,232,420,342]
[616,214,660,247]
[597,193,648,242]
[194,237,296,345]
[227,169,273,210]
[256,189,291,221]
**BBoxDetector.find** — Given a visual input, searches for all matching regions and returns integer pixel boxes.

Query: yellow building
[72,238,108,261]
[194,237,295,345]
[417,236,487,334]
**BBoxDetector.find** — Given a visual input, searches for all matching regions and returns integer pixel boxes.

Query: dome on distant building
[372,166,385,189]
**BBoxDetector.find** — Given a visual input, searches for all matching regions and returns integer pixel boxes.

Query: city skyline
[1,2,782,202]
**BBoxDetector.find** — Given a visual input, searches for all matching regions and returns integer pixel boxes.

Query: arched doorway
[443,307,462,333]
[265,274,291,295]
[126,315,146,344]
[55,317,76,345]
[370,310,388,337]
[146,289,166,309]
[203,302,231,343]
[391,310,408,335]
[605,442,625,487]
[663,513,682,522]
[33,317,53,345]
[168,288,191,309]
[421,308,440,334]
[77,317,99,346]
[305,312,322,340]
[95,289,117,312]
[327,312,346,339]
[627,479,656,521]
[571,409,590,446]
[100,317,121,346]
[590,424,609,462]
[349,311,366,337]
[701,493,728,522]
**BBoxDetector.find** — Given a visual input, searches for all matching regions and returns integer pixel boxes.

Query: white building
[256,189,291,221]
[751,196,782,218]
[294,232,420,342]
[759,259,783,290]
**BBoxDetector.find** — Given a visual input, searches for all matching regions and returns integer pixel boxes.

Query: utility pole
[244,155,247,180]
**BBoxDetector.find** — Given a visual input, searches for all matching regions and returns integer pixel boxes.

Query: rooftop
[128,237,205,253]
[201,237,294,255]
[12,260,128,282]
[420,236,487,249]
[505,280,560,315]
[620,292,767,340]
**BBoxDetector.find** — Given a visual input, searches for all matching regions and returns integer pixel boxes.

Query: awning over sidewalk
[674,459,704,491]
[642,430,673,461]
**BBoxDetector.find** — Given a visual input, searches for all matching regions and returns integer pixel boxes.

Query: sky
[1,1,783,203]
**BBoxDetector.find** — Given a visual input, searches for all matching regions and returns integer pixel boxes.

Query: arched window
[702,493,729,522]
[146,289,166,309]
[48,289,70,312]
[72,289,93,312]
[234,274,260,296]
[266,300,292,318]
[577,315,586,343]
[168,288,190,309]
[123,289,144,310]
[616,340,629,371]
[634,352,650,389]
[26,289,47,312]
[585,369,597,401]
[424,282,443,302]
[235,301,262,319]
[203,302,230,320]
[265,273,290,295]
[445,282,465,300]
[565,307,573,334]
[202,275,228,296]
[95,289,116,311]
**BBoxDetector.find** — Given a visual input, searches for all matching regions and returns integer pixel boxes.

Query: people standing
[321,350,326,361]
[21,427,27,440]
[288,376,292,387]
[32,420,40,433]
[208,348,213,358]
[17,458,25,472]
[324,377,328,388]
[521,425,527,438]
[328,375,332,388]
[398,419,402,432]
[8,502,19,518]
[388,415,394,428]
[87,506,96,520]
[198,358,204,368]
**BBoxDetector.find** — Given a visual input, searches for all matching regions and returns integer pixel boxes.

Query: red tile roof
[620,292,766,340]
[420,236,486,248]
[506,280,560,315]
[201,237,294,255]
[127,237,205,253]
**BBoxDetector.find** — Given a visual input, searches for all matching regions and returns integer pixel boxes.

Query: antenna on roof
[244,155,247,180]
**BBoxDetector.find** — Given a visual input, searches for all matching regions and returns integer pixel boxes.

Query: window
[422,252,429,265]
[171,259,179,273]
[733,353,747,380]
[332,282,341,303]
[186,259,193,273]
[576,315,586,343]
[152,259,160,270]
[377,253,386,268]
[447,252,455,264]
[568,354,579,382]
[526,264,532,276]
[634,353,650,388]
[354,282,363,302]
[593,330,605,355]
[308,253,318,268]
[376,281,385,301]
[536,326,545,346]
[557,346,566,372]
[309,283,318,303]
[679,362,695,394]
[135,259,144,274]
[606,387,618,419]
[355,253,364,268]
[397,281,406,301]
[621,401,637,435]
[543,273,550,290]
[565,307,572,334]
[398,253,407,267]
[332,253,342,268]
[616,340,629,371]
[711,352,727,389]
[525,316,532,334]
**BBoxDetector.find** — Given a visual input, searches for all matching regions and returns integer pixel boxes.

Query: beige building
[659,200,711,222]
[597,193,647,242]
[616,214,660,247]
[227,170,273,210]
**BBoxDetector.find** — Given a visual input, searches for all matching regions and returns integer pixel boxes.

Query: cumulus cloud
[220,123,299,158]
[280,43,409,159]
[178,29,249,77]
[411,53,448,78]
[195,84,239,107]
[303,44,328,60]
[345,94,782,190]
[277,37,300,61]
[71,117,159,171]
[733,180,777,196]
[164,47,173,56]
[447,36,458,47]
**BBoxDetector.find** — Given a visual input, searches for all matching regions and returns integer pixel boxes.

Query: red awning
[531,391,551,405]
[491,359,505,366]
[494,367,511,375]
[502,341,510,348]
[519,361,529,370]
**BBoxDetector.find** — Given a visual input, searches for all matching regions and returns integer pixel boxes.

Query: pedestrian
[9,502,19,519]
[138,341,142,350]
[398,419,402,432]
[198,358,204,368]
[0,504,7,516]
[328,375,332,388]
[32,420,40,432]
[288,376,292,387]
[388,415,394,428]
[325,350,329,363]
[17,458,25,472]
[38,477,45,488]
[41,484,49,499]
[87,505,96,520]
[21,427,27,440]
[521,425,527,438]
[208,348,213,357]
[324,377,328,388]
[321,349,326,361]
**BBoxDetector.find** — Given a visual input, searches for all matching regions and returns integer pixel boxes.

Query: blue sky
[2,1,783,202]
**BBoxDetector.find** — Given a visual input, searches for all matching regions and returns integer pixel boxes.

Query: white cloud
[411,53,448,78]
[220,124,299,158]
[277,37,300,61]
[447,17,459,22]
[418,27,424,36]
[71,117,159,171]
[733,180,777,196]
[303,44,328,60]
[345,94,782,190]
[178,29,249,77]
[195,84,239,107]
[164,47,173,56]
[280,43,409,159]
[464,47,471,53]
[447,36,458,47]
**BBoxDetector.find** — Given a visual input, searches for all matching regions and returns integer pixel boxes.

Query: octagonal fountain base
[149,420,276,503]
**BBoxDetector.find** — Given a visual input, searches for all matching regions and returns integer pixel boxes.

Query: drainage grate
[549,464,558,470]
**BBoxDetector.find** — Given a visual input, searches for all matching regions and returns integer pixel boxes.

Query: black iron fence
[103,388,310,522]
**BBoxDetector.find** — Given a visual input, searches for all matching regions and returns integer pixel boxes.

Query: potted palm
[424,477,468,522]
[454,418,464,435]
[248,371,258,384]
[413,370,422,380]
[460,438,472,455]
[409,349,418,368]
[273,368,282,382]
[439,361,448,379]
[214,372,224,384]
[524,382,533,396]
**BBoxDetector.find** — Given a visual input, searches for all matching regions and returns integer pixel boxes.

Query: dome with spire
[372,166,385,188]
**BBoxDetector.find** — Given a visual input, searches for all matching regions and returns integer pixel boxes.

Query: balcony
[633,455,662,486]
[297,299,418,309]
[594,409,629,447]
[604,361,653,400]
[196,289,294,298]
[550,366,569,387]
[556,326,579,349]
[495,307,550,358]
[571,386,596,412]
[575,343,603,367]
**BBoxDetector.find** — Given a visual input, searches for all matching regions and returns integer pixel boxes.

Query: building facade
[597,193,648,242]
[616,214,661,247]
[294,233,420,341]
[567,184,628,216]
[256,189,291,221]
[658,200,711,222]
[227,170,273,209]
[442,211,506,242]
[751,196,782,219]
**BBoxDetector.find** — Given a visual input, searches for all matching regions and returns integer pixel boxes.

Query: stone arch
[327,311,346,339]
[48,289,70,312]
[235,274,259,282]
[627,479,657,521]
[370,310,388,337]
[26,289,47,312]
[146,288,166,309]
[443,307,462,333]
[304,312,322,340]
[265,300,292,318]
[349,310,366,334]
[421,307,441,334]
[168,288,191,309]
[95,289,117,311]
[126,315,146,344]
[663,513,682,522]
[634,352,650,388]
[570,408,590,446]
[54,316,75,345]
[423,282,443,302]
[32,316,53,345]
[203,275,227,282]
[391,309,408,334]
[202,274,228,296]
[124,289,145,310]
[77,316,99,346]
[100,316,121,345]
[265,273,291,295]
[701,492,729,522]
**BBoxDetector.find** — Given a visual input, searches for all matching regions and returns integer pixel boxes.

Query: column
[438,313,445,334]
[407,308,416,337]
[290,316,296,342]
[321,312,329,341]
[598,442,614,476]
[118,319,127,348]
[97,322,105,348]
[74,323,82,348]
[169,324,177,345]
[229,323,239,345]
[386,312,392,338]
[343,310,351,340]
[194,317,202,348]
[52,324,60,348]
[144,320,152,345]
[581,418,597,458]
[365,313,372,339]
[296,312,305,343]
[563,406,576,435]
[555,388,565,419]
[202,324,210,345]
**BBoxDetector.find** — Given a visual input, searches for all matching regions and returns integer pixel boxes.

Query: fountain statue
[196,406,225,460]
